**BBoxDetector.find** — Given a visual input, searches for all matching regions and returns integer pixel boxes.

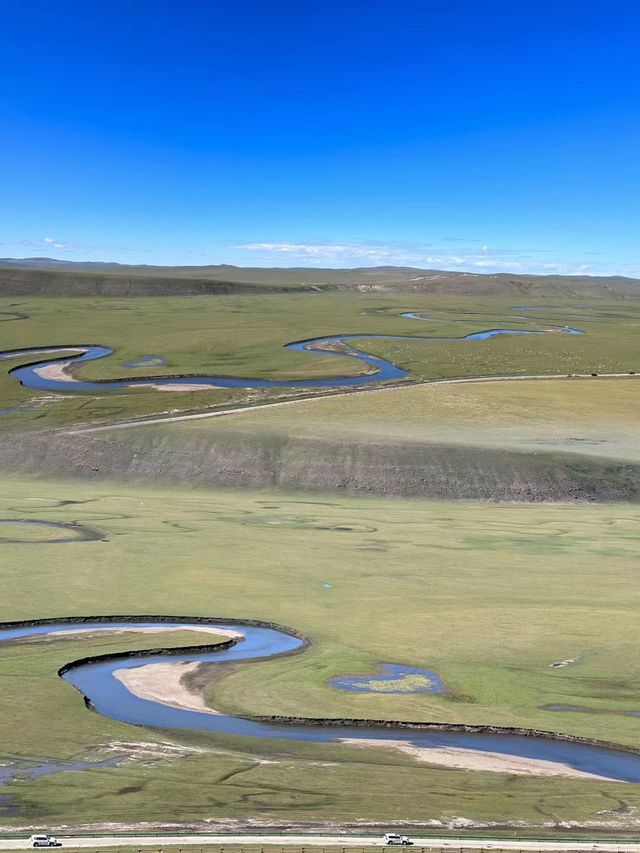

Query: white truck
[29,836,61,848]
[383,833,413,845]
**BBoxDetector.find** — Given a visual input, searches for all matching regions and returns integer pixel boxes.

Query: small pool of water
[330,663,445,694]
[543,703,640,717]
[0,755,123,788]
[124,355,167,368]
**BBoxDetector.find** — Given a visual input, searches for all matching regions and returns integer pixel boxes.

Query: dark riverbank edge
[0,614,308,642]
[0,518,106,543]
[3,615,640,761]
[57,638,237,677]
[250,714,640,759]
[0,615,310,675]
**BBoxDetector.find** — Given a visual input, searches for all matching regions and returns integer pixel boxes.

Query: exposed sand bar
[33,361,221,392]
[34,361,76,381]
[114,661,221,715]
[143,383,224,392]
[340,738,613,781]
[42,625,243,641]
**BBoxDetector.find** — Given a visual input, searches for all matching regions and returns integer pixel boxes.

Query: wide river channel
[2,619,639,782]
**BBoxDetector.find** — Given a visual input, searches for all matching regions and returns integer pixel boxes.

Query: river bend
[0,320,583,394]
[1,618,639,782]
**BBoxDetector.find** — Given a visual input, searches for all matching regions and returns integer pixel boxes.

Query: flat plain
[1,476,640,829]
[148,376,640,463]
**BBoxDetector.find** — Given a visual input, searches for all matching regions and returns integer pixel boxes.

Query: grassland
[149,377,640,464]
[1,294,640,433]
[1,476,640,829]
[2,282,640,828]
[4,375,636,502]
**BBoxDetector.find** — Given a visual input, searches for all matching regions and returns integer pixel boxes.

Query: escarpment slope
[1,427,638,502]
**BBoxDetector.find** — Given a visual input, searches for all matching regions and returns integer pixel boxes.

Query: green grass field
[155,377,640,464]
[1,476,640,829]
[2,294,640,432]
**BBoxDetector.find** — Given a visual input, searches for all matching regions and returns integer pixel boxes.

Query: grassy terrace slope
[2,376,639,501]
[158,376,640,464]
[1,477,640,829]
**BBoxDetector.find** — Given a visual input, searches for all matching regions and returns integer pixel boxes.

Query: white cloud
[236,241,416,262]
[42,236,66,249]
[234,240,442,267]
[230,238,625,275]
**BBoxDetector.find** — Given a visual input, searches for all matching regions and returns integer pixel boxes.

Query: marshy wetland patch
[0,518,106,543]
[330,663,446,695]
[226,513,378,533]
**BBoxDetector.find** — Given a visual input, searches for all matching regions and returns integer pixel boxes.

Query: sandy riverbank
[340,738,613,780]
[114,661,221,715]
[104,664,617,780]
[46,625,243,641]
[32,360,221,392]
[144,383,224,392]
[34,361,75,381]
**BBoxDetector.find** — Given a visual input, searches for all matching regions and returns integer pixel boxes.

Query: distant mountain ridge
[1,256,639,297]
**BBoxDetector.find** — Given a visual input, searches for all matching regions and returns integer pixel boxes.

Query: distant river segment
[0,317,583,396]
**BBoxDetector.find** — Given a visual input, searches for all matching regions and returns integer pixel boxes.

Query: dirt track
[71,372,639,434]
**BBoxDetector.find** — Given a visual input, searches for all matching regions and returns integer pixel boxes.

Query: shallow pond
[330,663,445,694]
[124,354,167,368]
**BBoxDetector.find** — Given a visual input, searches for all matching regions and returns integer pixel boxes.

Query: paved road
[1,835,640,851]
[72,371,639,434]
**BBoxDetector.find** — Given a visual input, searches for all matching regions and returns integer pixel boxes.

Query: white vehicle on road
[383,833,413,845]
[29,836,61,848]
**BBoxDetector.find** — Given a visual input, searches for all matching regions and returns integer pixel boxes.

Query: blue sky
[1,0,639,274]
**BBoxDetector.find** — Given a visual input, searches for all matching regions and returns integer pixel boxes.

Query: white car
[29,836,61,848]
[384,833,413,845]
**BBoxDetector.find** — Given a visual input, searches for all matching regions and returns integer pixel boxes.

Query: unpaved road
[71,372,639,434]
[1,835,640,851]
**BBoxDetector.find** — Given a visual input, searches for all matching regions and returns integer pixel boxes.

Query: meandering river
[2,618,639,782]
[0,317,583,394]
